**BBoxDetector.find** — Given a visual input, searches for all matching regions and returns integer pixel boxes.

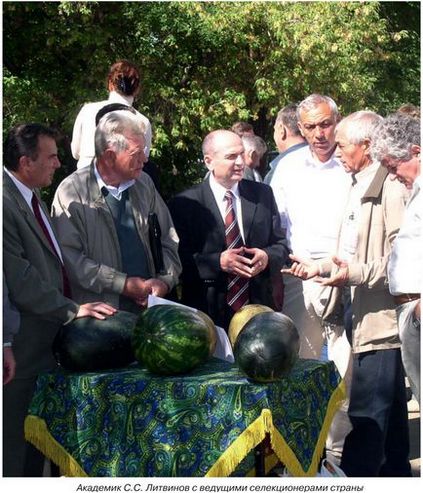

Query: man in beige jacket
[283,111,411,476]
[52,110,181,312]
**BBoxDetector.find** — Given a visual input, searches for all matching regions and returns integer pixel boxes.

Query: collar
[108,91,134,106]
[362,163,388,200]
[305,147,340,169]
[209,172,240,203]
[352,160,379,184]
[4,167,34,205]
[93,162,135,200]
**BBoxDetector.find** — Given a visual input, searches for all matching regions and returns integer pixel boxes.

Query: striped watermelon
[132,305,215,375]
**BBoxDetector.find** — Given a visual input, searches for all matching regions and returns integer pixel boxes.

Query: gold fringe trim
[24,415,88,477]
[25,379,345,478]
[207,379,346,477]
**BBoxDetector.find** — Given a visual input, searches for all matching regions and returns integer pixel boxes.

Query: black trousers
[340,348,412,477]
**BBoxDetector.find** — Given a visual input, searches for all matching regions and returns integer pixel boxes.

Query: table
[24,358,345,477]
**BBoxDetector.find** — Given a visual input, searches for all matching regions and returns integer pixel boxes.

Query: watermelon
[234,312,300,383]
[52,310,137,372]
[228,304,274,347]
[132,305,216,375]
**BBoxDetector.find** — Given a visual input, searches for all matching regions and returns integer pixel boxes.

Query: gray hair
[95,110,145,157]
[242,135,268,158]
[371,113,421,163]
[336,111,383,145]
[297,94,339,122]
[275,103,301,136]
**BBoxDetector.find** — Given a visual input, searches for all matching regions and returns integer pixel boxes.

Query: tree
[3,1,420,201]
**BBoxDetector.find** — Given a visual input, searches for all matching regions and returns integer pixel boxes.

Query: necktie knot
[224,190,234,204]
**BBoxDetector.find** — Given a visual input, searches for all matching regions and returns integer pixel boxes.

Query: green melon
[228,304,274,348]
[234,312,300,383]
[52,310,137,372]
[132,305,216,375]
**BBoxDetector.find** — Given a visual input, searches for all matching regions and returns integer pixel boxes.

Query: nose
[235,153,244,167]
[55,156,61,169]
[316,126,326,139]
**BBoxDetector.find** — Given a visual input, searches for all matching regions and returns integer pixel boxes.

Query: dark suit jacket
[168,178,289,329]
[2,172,78,378]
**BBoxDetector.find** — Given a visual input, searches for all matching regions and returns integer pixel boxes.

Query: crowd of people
[2,59,421,478]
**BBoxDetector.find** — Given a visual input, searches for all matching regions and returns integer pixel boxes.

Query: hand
[76,302,117,320]
[281,254,320,280]
[136,278,169,306]
[243,247,268,277]
[3,346,16,385]
[220,247,254,278]
[316,256,349,287]
[122,277,153,304]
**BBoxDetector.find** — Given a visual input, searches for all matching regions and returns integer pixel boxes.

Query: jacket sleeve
[3,200,79,324]
[347,179,409,289]
[51,180,127,296]
[152,189,182,290]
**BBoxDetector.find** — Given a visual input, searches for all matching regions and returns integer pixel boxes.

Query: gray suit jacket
[3,172,78,378]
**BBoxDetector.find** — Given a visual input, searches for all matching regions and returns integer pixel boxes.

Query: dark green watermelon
[132,305,215,375]
[52,310,137,372]
[234,312,300,383]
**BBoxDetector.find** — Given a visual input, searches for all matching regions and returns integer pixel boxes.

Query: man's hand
[316,256,349,287]
[243,247,269,276]
[414,299,421,321]
[133,278,169,307]
[122,276,153,305]
[220,247,254,278]
[76,302,117,320]
[281,254,320,280]
[3,346,16,385]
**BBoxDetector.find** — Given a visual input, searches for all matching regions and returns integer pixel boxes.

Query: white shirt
[93,163,134,200]
[338,161,380,261]
[4,167,64,263]
[388,175,422,295]
[208,173,246,243]
[270,146,351,259]
[71,91,152,168]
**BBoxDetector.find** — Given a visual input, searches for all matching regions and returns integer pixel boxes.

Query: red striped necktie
[224,190,249,312]
[31,193,72,298]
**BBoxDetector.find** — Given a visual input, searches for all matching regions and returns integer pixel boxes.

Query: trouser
[340,348,411,477]
[282,275,352,464]
[3,376,45,477]
[396,299,420,406]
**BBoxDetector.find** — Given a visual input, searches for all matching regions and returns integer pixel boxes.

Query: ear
[281,125,288,140]
[297,121,305,139]
[203,154,214,171]
[18,155,31,172]
[104,148,117,166]
[411,144,420,157]
[362,138,371,156]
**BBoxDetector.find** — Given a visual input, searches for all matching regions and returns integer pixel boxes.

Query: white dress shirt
[208,173,246,243]
[338,161,380,262]
[270,146,351,259]
[388,175,422,295]
[93,163,134,200]
[71,91,152,168]
[4,167,64,263]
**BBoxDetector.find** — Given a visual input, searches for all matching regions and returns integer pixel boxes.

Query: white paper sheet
[147,295,234,363]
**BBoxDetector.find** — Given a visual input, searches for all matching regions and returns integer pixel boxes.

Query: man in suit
[169,129,289,330]
[3,123,116,477]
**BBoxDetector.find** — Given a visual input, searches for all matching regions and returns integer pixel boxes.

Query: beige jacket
[322,166,409,354]
[51,165,181,308]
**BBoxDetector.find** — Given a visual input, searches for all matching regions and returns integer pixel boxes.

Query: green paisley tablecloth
[25,358,344,477]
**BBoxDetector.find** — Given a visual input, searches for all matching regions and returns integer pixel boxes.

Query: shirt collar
[305,147,340,169]
[4,167,34,205]
[209,172,240,203]
[108,91,134,106]
[93,162,135,200]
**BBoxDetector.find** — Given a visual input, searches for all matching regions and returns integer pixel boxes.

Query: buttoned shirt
[388,175,422,295]
[270,146,351,259]
[93,162,135,200]
[71,91,152,168]
[338,161,380,262]
[3,167,64,263]
[208,172,246,243]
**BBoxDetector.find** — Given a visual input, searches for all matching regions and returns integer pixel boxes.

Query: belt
[393,293,420,306]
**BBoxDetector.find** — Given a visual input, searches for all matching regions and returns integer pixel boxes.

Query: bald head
[202,130,245,188]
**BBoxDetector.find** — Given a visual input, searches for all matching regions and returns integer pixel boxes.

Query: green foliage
[3,1,420,201]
